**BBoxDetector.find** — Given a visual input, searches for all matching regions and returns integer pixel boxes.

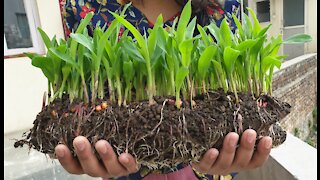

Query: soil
[14,89,291,170]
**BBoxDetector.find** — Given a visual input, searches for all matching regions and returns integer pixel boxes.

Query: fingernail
[209,150,217,160]
[229,137,238,147]
[122,157,129,164]
[100,142,108,154]
[265,138,272,149]
[247,134,255,144]
[75,141,85,152]
[55,148,65,158]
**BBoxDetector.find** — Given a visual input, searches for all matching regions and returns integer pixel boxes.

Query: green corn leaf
[62,65,72,81]
[198,45,217,79]
[211,59,226,88]
[220,18,233,47]
[37,28,53,49]
[242,13,253,39]
[96,20,120,70]
[170,17,179,35]
[283,34,312,44]
[176,0,191,44]
[179,39,193,67]
[51,36,58,47]
[270,43,282,57]
[261,56,281,74]
[123,60,134,81]
[122,29,130,38]
[75,12,94,34]
[235,39,258,52]
[261,35,282,58]
[212,60,224,76]
[70,33,94,53]
[70,12,94,58]
[232,13,244,40]
[153,14,164,30]
[94,26,102,38]
[175,67,189,92]
[111,51,121,77]
[77,44,85,69]
[120,2,131,16]
[49,48,79,69]
[31,56,55,82]
[151,45,164,68]
[102,56,114,77]
[93,27,102,48]
[148,15,163,57]
[207,23,221,43]
[165,38,176,70]
[185,17,197,39]
[104,40,116,64]
[276,55,287,60]
[48,44,64,74]
[223,46,241,74]
[251,35,267,56]
[197,25,210,47]
[121,39,145,62]
[110,11,147,57]
[156,28,168,53]
[247,7,261,37]
[24,52,38,60]
[257,24,272,38]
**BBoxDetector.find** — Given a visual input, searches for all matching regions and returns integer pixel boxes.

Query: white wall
[248,0,317,55]
[4,0,64,134]
[4,57,47,133]
[35,0,65,41]
[305,0,317,53]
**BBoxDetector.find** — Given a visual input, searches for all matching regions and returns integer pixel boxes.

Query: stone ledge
[235,133,317,180]
[274,53,317,73]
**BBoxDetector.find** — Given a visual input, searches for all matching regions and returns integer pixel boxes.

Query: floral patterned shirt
[58,0,240,179]
[59,0,240,38]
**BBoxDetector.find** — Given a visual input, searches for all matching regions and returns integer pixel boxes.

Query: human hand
[54,136,138,178]
[192,129,272,176]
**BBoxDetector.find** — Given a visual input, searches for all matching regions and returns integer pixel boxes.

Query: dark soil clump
[14,90,291,170]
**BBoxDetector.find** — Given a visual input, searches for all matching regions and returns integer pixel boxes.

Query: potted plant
[15,1,311,170]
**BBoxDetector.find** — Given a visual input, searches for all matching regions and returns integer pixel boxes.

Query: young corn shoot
[197,45,217,93]
[28,1,312,111]
[110,11,155,105]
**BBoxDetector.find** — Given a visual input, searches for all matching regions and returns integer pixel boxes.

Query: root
[14,91,290,172]
[233,104,242,134]
[136,99,168,142]
[125,113,131,153]
[182,110,188,136]
[36,120,42,152]
[42,91,47,110]
[151,99,168,134]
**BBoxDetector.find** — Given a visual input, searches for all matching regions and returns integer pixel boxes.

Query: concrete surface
[4,129,100,180]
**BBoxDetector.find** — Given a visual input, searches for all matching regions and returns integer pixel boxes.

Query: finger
[248,136,272,169]
[231,129,256,171]
[192,148,219,173]
[95,140,128,177]
[118,153,139,174]
[210,132,239,175]
[73,136,109,178]
[55,144,84,175]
